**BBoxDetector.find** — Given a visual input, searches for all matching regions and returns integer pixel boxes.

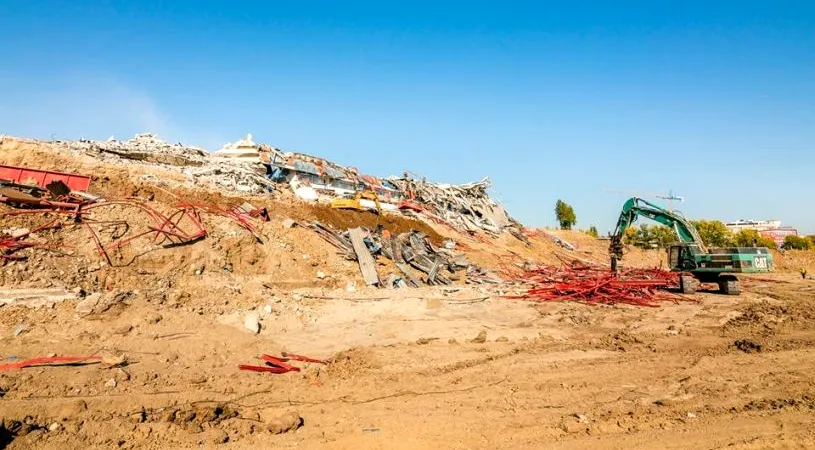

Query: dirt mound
[283,202,446,245]
[326,347,381,379]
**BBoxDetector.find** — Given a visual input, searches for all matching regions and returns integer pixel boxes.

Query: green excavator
[609,197,774,295]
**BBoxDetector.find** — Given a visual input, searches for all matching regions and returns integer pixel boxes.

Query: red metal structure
[0,164,91,191]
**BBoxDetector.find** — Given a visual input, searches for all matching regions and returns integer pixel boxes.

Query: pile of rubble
[64,133,208,166]
[44,133,526,239]
[387,177,518,235]
[309,221,503,288]
[58,134,274,195]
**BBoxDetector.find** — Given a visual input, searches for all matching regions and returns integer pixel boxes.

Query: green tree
[733,229,777,249]
[691,220,734,247]
[555,199,577,230]
[623,224,678,248]
[783,235,811,250]
[587,225,599,238]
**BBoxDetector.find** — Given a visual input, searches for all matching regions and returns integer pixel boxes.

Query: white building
[724,219,782,232]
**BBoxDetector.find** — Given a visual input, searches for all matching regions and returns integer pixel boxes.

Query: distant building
[724,219,782,232]
[760,228,799,247]
[724,219,798,247]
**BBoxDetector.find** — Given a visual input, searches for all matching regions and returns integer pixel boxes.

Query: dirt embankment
[3,136,815,449]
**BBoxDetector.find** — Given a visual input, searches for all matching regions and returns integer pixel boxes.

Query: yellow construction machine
[330,190,382,214]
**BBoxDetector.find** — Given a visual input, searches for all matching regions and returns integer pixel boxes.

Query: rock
[416,337,438,345]
[448,338,459,344]
[104,378,117,388]
[686,412,697,419]
[316,271,327,279]
[469,330,487,344]
[561,421,587,434]
[75,293,102,315]
[734,339,762,353]
[113,324,133,335]
[243,312,261,334]
[263,305,273,314]
[115,368,131,382]
[576,414,589,424]
[48,422,61,432]
[145,313,162,325]
[267,411,303,435]
[12,324,27,337]
[58,399,87,421]
[495,336,509,343]
[211,429,229,444]
[161,409,178,422]
[282,218,297,229]
[101,354,128,368]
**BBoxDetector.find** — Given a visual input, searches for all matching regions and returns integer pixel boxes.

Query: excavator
[609,197,774,295]
[330,189,382,215]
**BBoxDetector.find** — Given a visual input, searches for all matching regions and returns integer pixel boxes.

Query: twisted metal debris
[506,261,689,307]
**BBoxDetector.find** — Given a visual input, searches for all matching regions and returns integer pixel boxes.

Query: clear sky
[1,1,813,234]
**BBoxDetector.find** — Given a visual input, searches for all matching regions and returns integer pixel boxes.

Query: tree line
[553,199,813,250]
[621,221,814,250]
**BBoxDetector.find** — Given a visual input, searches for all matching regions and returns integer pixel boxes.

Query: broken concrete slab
[0,288,76,308]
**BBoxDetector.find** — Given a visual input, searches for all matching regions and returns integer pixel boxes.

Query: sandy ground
[1,137,815,449]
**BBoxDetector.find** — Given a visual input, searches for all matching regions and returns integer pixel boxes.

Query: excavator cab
[667,243,701,272]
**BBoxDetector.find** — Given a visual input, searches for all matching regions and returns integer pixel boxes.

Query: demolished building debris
[48,132,523,237]
[386,176,518,235]
[308,221,501,288]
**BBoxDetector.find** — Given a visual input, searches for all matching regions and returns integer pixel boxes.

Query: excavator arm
[609,197,706,271]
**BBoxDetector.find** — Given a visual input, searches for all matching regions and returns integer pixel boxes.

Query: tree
[587,225,599,238]
[783,235,811,250]
[691,220,733,247]
[733,229,777,249]
[555,200,576,230]
[623,224,678,248]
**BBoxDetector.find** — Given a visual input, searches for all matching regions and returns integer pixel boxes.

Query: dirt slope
[1,136,814,449]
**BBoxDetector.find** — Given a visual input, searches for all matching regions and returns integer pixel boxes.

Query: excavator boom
[607,197,773,295]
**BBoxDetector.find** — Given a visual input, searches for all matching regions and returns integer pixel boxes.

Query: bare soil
[1,137,814,449]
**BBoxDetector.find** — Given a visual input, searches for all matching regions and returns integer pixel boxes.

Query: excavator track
[718,275,741,295]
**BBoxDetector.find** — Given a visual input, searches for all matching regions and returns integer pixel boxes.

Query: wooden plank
[349,228,380,286]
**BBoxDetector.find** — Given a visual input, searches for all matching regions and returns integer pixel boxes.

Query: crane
[604,188,684,211]
[609,197,774,295]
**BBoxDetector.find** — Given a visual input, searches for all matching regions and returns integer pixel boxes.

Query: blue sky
[1,1,813,234]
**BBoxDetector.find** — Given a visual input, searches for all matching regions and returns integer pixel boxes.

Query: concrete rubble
[309,221,503,288]
[387,176,522,235]
[57,134,274,195]
[48,132,524,238]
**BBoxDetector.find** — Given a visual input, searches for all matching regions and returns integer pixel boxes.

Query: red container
[0,164,91,192]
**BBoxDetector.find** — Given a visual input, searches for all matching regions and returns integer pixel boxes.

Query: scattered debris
[349,227,381,286]
[0,288,76,308]
[310,222,491,288]
[506,261,687,307]
[239,352,327,373]
[387,176,520,235]
[0,355,102,371]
